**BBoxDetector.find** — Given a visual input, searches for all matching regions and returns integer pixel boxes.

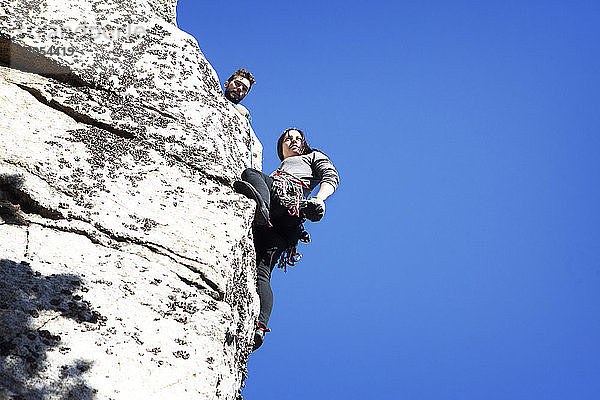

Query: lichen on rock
[1,1,261,398]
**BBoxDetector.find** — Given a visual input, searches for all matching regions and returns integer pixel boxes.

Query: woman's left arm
[311,151,339,203]
[315,182,335,202]
[303,152,339,222]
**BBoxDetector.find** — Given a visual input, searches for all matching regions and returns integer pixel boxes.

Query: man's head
[224,69,255,104]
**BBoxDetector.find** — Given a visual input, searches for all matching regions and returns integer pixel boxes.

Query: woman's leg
[256,252,276,328]
[241,168,273,209]
[253,225,285,328]
[235,168,273,225]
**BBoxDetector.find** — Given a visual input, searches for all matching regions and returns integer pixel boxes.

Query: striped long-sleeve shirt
[275,150,340,198]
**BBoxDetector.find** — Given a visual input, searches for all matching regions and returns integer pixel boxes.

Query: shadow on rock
[0,173,62,224]
[0,259,102,399]
[0,173,27,225]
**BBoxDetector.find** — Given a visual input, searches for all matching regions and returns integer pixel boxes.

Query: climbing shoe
[300,198,325,222]
[253,324,270,351]
[233,180,269,226]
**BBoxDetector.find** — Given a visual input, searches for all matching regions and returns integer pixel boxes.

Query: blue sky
[177,1,600,399]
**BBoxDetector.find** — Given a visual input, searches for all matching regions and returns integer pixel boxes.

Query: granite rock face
[0,1,261,398]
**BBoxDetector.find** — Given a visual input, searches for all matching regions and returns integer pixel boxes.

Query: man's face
[224,76,251,104]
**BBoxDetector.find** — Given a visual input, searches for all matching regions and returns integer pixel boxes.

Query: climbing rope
[270,169,307,218]
[269,170,311,271]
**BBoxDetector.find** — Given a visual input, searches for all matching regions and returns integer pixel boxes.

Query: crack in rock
[16,83,135,139]
[1,173,224,301]
[0,35,89,88]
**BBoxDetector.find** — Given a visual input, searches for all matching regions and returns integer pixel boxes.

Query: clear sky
[177,1,600,399]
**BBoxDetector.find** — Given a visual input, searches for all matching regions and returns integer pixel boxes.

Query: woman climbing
[233,128,340,350]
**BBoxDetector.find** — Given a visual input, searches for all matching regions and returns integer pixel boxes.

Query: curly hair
[277,128,313,161]
[227,69,256,86]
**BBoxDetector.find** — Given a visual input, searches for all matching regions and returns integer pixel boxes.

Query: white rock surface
[0,1,261,399]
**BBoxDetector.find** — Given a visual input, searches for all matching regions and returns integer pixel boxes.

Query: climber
[233,128,339,350]
[223,68,255,120]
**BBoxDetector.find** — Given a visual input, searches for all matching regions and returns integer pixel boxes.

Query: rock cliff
[0,1,261,398]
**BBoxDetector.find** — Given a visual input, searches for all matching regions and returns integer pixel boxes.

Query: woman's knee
[241,168,260,182]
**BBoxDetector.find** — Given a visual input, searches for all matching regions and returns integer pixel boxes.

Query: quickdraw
[278,247,302,272]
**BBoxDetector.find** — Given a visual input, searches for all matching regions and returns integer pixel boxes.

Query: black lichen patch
[203,300,218,312]
[224,236,257,386]
[147,347,161,355]
[128,215,158,232]
[173,350,190,360]
[225,331,235,346]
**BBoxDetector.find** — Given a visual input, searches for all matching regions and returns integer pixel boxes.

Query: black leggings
[241,168,302,327]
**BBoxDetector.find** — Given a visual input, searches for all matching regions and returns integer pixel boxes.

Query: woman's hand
[302,198,325,222]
